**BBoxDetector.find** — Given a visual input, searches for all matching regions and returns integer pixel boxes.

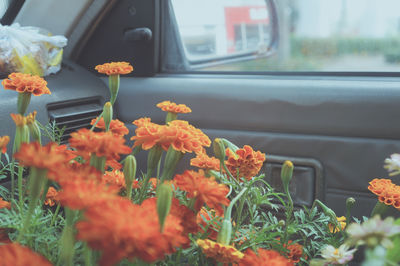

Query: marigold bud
[213,138,225,161]
[124,155,137,199]
[157,183,173,232]
[281,160,294,194]
[103,102,113,131]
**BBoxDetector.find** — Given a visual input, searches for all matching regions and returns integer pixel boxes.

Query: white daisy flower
[384,153,400,176]
[321,244,356,265]
[346,215,400,248]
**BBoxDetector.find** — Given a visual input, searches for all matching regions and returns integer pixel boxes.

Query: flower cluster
[90,117,129,137]
[368,178,400,209]
[2,72,51,96]
[157,100,192,114]
[95,61,133,75]
[225,145,266,180]
[174,170,230,214]
[131,119,210,153]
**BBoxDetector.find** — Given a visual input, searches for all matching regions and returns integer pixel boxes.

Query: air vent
[47,97,103,144]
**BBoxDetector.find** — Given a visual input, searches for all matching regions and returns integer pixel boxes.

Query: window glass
[171,0,400,72]
[0,0,11,19]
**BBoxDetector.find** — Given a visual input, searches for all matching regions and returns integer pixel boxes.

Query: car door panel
[115,75,400,218]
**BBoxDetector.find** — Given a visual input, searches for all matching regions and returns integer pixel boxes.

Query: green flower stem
[371,201,391,217]
[17,165,24,209]
[17,92,31,115]
[40,179,51,206]
[17,167,47,242]
[109,74,120,105]
[282,184,294,245]
[90,112,103,131]
[58,208,77,266]
[221,162,240,187]
[165,112,177,123]
[84,242,93,266]
[50,203,61,227]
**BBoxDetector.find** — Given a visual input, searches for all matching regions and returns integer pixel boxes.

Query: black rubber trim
[0,0,25,25]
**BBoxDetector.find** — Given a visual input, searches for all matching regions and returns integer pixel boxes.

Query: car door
[69,0,400,221]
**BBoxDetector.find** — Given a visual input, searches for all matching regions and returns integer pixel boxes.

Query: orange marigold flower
[90,117,129,137]
[14,142,72,175]
[0,135,10,153]
[103,170,139,190]
[95,61,133,75]
[225,145,266,181]
[239,248,294,266]
[0,243,52,266]
[69,128,131,161]
[197,239,244,264]
[197,207,222,240]
[76,197,187,265]
[156,100,192,114]
[174,170,229,215]
[44,187,59,207]
[0,197,11,209]
[58,176,120,210]
[131,119,211,153]
[368,178,400,209]
[329,216,346,233]
[132,117,152,127]
[285,241,304,263]
[191,152,220,171]
[2,72,51,96]
[10,113,26,126]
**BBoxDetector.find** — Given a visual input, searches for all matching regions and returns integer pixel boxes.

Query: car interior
[1,0,400,265]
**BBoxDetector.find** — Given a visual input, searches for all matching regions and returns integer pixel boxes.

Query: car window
[171,0,400,72]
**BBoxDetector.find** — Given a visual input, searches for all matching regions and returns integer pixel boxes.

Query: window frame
[0,0,24,25]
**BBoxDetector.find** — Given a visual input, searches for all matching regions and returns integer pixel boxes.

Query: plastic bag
[0,23,67,76]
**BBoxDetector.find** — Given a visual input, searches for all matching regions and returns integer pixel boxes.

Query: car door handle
[123,27,152,42]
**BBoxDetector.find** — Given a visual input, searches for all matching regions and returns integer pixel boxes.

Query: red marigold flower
[191,152,220,171]
[131,120,164,150]
[44,187,59,207]
[0,243,52,266]
[95,61,133,75]
[156,100,192,114]
[14,142,72,175]
[103,170,139,190]
[0,197,11,209]
[58,176,120,210]
[90,117,129,137]
[368,178,400,209]
[69,128,131,161]
[197,239,244,264]
[169,198,198,236]
[239,248,294,266]
[225,145,266,181]
[285,241,304,263]
[0,135,10,153]
[2,72,51,96]
[174,170,229,215]
[197,207,222,240]
[76,197,187,265]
